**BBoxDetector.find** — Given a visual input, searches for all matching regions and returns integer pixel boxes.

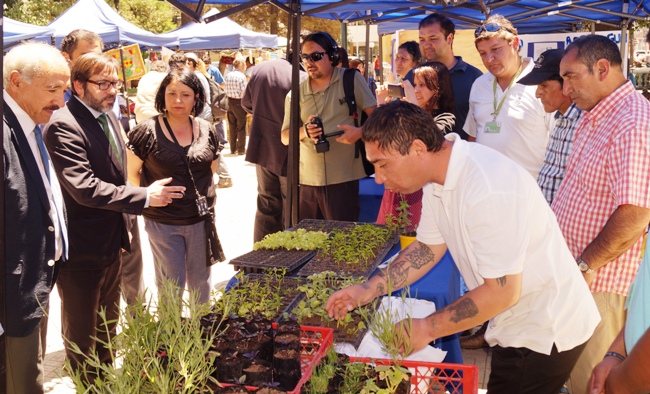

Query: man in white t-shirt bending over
[326,100,600,393]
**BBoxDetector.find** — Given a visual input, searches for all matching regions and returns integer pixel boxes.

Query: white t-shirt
[417,134,600,354]
[463,58,554,179]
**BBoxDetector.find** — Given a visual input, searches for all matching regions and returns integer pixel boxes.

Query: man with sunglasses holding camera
[465,15,553,181]
[44,52,185,379]
[280,32,376,222]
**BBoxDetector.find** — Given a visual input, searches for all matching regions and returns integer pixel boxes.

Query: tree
[5,0,76,25]
[116,0,180,33]
[5,0,179,33]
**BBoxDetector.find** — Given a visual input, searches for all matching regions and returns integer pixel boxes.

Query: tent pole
[1,3,6,390]
[364,20,371,83]
[286,0,302,228]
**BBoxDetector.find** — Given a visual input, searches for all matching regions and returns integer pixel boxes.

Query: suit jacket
[3,103,59,337]
[44,96,147,269]
[242,60,306,176]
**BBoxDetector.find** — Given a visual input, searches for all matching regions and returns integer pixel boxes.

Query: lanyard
[491,59,524,120]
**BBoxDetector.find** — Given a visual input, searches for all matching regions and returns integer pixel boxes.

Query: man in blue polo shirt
[404,14,483,139]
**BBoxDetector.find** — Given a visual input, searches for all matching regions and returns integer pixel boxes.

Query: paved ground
[41,146,490,393]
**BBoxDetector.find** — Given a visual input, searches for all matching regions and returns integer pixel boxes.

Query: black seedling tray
[230,249,316,274]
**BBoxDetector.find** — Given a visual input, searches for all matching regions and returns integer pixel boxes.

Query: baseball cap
[519,49,565,86]
[185,52,199,63]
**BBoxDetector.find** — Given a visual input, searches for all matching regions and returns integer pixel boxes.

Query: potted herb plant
[384,195,417,249]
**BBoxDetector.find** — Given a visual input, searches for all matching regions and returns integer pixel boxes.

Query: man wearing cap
[518,49,582,205]
[464,14,554,180]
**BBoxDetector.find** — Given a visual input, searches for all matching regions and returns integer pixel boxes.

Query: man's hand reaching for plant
[326,283,375,320]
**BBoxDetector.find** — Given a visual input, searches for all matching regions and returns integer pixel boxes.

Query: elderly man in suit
[44,52,185,378]
[3,42,69,394]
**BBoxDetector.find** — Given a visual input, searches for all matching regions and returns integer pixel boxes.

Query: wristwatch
[577,257,595,274]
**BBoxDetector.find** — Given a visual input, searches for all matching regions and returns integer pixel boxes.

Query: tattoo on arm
[404,242,435,269]
[375,282,386,297]
[448,298,479,324]
[496,276,507,287]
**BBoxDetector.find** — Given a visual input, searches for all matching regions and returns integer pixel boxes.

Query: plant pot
[273,333,300,352]
[375,367,411,394]
[399,234,416,249]
[273,348,301,390]
[214,351,244,384]
[276,317,301,337]
[255,388,287,394]
[216,386,254,393]
[242,359,273,387]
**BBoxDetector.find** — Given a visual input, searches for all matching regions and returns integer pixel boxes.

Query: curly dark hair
[154,68,205,116]
[413,61,455,115]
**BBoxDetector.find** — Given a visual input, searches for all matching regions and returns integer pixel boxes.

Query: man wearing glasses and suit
[44,52,185,380]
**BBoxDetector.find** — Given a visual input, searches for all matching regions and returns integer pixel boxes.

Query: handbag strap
[161,116,201,197]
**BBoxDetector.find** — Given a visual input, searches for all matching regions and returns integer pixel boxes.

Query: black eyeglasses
[300,51,327,63]
[87,79,123,91]
[475,22,510,37]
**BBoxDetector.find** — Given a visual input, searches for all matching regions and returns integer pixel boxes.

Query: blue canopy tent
[173,8,277,50]
[3,17,55,48]
[165,0,650,226]
[36,0,179,48]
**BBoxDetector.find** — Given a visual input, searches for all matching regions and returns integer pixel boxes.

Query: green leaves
[253,229,329,251]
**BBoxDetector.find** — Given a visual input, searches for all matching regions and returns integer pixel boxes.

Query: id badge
[484,120,501,133]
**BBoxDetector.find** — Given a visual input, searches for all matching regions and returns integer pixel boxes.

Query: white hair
[3,42,69,86]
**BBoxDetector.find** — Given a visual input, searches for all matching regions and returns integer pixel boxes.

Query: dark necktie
[97,113,122,162]
[33,125,50,181]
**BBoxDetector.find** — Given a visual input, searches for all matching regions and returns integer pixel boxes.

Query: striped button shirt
[552,81,650,295]
[537,103,583,204]
[224,69,247,99]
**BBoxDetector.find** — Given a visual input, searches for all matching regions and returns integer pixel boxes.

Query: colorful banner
[105,44,146,81]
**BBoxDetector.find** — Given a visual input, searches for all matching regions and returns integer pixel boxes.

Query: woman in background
[127,68,225,303]
[376,41,421,103]
[349,58,377,97]
[376,61,455,231]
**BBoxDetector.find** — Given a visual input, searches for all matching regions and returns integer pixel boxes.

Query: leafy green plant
[385,195,415,236]
[66,279,221,393]
[320,224,392,265]
[253,228,329,250]
[215,269,290,320]
[292,271,369,332]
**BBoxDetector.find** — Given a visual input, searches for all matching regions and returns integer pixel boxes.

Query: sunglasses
[474,22,511,37]
[300,51,327,63]
[87,79,123,91]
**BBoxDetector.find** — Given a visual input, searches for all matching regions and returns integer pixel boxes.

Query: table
[358,176,384,223]
[384,244,463,364]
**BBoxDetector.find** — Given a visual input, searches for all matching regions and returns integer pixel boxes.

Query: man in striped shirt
[224,59,248,155]
[553,34,650,394]
[518,48,583,204]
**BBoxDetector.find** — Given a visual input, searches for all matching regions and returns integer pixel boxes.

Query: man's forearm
[423,273,521,340]
[581,204,650,269]
[371,241,442,297]
[606,327,650,393]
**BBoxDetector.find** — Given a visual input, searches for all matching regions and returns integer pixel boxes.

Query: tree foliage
[5,0,179,33]
[209,4,341,41]
[5,0,76,25]
[116,0,180,33]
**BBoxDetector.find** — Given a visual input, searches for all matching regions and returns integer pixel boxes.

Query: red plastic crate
[350,357,479,394]
[219,325,334,393]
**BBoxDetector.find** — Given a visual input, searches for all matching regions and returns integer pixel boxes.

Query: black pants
[298,180,359,222]
[488,342,587,394]
[226,98,247,154]
[57,258,122,376]
[254,165,287,243]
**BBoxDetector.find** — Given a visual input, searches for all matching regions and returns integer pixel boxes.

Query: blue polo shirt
[405,56,482,139]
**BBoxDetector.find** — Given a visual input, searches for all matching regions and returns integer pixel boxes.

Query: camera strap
[162,116,202,199]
